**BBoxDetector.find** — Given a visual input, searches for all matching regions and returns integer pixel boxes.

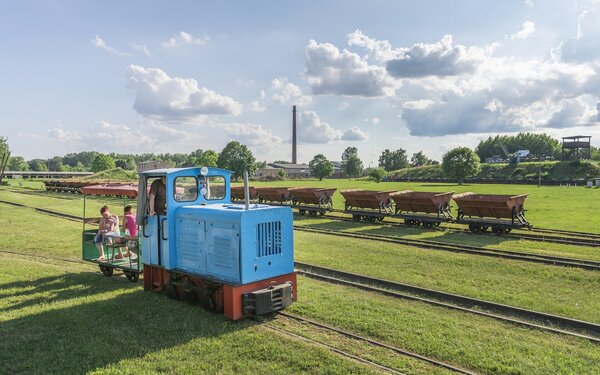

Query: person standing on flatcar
[149,176,167,216]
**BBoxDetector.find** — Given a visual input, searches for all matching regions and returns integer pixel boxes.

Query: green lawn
[0,255,386,374]
[295,231,600,323]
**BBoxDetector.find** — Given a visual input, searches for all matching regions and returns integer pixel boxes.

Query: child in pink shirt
[122,205,138,258]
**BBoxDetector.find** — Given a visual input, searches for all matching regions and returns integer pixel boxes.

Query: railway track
[267,312,476,374]
[295,262,600,343]
[294,226,600,271]
[313,211,600,248]
[2,200,598,271]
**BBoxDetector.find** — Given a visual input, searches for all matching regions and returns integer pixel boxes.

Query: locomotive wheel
[125,271,139,283]
[184,290,198,304]
[492,227,504,236]
[99,265,113,277]
[165,284,178,299]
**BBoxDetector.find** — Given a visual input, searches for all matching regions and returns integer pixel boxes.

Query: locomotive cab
[137,167,296,319]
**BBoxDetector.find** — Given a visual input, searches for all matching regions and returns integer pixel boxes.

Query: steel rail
[275,312,476,374]
[294,262,600,343]
[294,226,600,271]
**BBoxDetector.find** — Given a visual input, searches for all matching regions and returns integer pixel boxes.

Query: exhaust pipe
[243,170,250,210]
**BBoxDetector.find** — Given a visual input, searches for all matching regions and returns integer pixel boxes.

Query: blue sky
[1,0,599,165]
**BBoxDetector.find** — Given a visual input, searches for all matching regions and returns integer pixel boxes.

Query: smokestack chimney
[292,105,297,164]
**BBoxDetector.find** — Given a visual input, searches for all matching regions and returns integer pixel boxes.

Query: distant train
[232,186,532,235]
[81,167,296,320]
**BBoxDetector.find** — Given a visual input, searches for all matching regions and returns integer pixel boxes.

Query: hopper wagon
[255,186,294,205]
[340,189,401,222]
[289,187,337,216]
[453,192,532,235]
[392,191,454,228]
[230,185,259,201]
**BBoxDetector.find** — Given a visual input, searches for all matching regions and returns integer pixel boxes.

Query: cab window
[174,176,198,202]
[203,176,226,200]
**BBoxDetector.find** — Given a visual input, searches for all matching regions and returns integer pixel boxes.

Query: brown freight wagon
[392,191,454,228]
[255,187,294,205]
[340,189,403,222]
[289,187,337,216]
[230,185,259,201]
[452,192,531,235]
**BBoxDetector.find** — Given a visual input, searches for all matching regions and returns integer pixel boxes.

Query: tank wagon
[453,192,531,235]
[392,191,454,228]
[340,189,401,222]
[137,167,296,320]
[289,187,337,216]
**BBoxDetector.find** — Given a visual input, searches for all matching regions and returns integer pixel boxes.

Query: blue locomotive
[137,166,296,319]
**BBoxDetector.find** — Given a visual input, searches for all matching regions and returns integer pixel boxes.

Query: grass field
[2,182,600,374]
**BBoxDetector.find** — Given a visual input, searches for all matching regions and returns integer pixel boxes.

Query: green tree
[197,150,218,167]
[91,153,116,172]
[341,147,363,178]
[73,162,86,172]
[0,137,9,158]
[217,141,256,180]
[410,151,434,167]
[368,167,387,183]
[309,154,334,181]
[442,147,481,184]
[475,133,561,161]
[8,156,29,171]
[29,159,48,171]
[378,148,409,171]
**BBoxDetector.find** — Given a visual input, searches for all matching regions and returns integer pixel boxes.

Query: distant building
[330,161,344,177]
[255,165,283,179]
[268,163,311,178]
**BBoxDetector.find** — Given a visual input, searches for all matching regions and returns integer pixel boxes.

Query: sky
[1,0,600,165]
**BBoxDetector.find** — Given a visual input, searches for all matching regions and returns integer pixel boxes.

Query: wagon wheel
[352,214,360,221]
[468,224,480,233]
[99,265,113,277]
[319,210,326,216]
[367,216,377,223]
[492,227,504,236]
[299,209,306,216]
[434,222,441,227]
[125,271,139,283]
[376,216,384,222]
[481,226,489,232]
[309,210,318,217]
[503,228,512,234]
[405,219,413,227]
[165,284,179,299]
[423,222,433,229]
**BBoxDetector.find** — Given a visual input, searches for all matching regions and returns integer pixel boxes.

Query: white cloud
[524,0,534,8]
[271,77,312,106]
[247,101,266,112]
[386,35,485,78]
[299,111,342,143]
[347,29,398,62]
[511,21,535,40]
[338,102,350,111]
[162,31,209,48]
[558,3,600,62]
[217,123,282,146]
[129,42,151,57]
[341,126,369,141]
[127,65,242,121]
[92,35,130,56]
[403,99,435,110]
[47,128,81,141]
[304,39,395,97]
